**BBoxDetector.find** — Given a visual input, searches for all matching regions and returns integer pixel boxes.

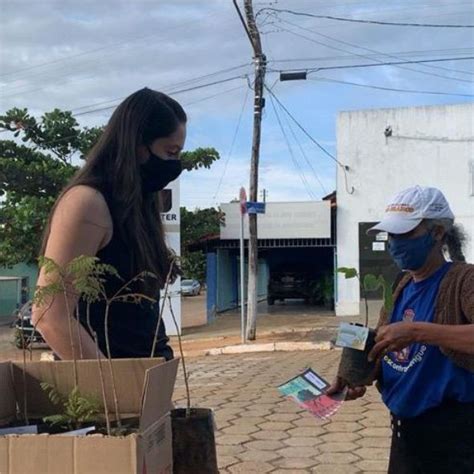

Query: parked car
[14,301,45,349]
[181,279,201,296]
[267,271,314,305]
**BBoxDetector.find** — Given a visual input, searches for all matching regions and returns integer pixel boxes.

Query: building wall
[0,263,38,319]
[217,249,269,312]
[217,249,235,312]
[336,103,474,316]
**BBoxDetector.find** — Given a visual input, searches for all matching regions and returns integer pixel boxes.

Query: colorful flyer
[278,369,347,420]
[335,322,369,351]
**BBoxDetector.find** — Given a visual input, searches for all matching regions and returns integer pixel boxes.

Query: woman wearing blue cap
[329,186,474,474]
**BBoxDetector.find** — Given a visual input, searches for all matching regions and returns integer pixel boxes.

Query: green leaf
[363,274,380,292]
[337,267,358,279]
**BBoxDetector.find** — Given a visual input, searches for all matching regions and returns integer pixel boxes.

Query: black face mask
[141,150,182,193]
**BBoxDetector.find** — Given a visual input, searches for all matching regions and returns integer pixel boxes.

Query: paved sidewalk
[175,299,384,356]
[173,350,390,473]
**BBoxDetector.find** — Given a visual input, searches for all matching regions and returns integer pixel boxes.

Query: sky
[1,0,473,209]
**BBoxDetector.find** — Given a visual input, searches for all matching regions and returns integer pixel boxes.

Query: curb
[183,341,333,357]
[180,325,333,344]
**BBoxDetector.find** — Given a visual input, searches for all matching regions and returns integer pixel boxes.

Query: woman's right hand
[326,376,367,401]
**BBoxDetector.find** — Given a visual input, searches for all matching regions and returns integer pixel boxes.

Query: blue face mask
[388,232,436,271]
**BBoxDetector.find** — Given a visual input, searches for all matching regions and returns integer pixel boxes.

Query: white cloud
[1,0,472,209]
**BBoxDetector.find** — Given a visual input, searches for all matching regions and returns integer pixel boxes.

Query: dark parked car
[267,271,314,305]
[14,301,45,349]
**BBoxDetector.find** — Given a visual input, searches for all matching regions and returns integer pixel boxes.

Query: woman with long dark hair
[32,88,186,360]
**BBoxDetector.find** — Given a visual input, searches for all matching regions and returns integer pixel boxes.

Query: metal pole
[240,212,245,343]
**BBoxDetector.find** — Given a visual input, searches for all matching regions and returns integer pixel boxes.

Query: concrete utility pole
[233,0,266,340]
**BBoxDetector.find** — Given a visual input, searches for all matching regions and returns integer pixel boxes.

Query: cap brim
[367,216,422,236]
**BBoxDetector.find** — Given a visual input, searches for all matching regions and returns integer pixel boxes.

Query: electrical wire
[281,106,328,196]
[267,91,316,199]
[309,76,474,98]
[0,82,248,148]
[265,85,354,194]
[269,57,474,78]
[264,85,339,164]
[278,18,474,78]
[68,64,251,114]
[73,75,248,117]
[387,134,474,142]
[276,23,473,84]
[257,7,474,28]
[213,86,250,202]
[268,47,474,67]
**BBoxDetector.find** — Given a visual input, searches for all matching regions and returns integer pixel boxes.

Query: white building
[161,179,182,334]
[336,102,474,316]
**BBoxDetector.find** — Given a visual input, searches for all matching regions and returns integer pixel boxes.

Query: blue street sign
[246,201,266,214]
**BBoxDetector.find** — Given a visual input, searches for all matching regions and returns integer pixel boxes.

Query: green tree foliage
[0,107,220,267]
[180,207,222,282]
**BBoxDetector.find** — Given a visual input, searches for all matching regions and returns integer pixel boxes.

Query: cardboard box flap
[140,358,178,431]
[0,362,15,426]
[11,358,165,419]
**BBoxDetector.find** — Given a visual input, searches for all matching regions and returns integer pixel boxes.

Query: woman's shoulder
[55,185,112,229]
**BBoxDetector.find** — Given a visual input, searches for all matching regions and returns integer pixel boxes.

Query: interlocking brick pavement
[173,350,391,473]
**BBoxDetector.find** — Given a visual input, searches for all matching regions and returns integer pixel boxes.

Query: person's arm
[369,322,474,361]
[32,186,112,360]
[369,272,474,360]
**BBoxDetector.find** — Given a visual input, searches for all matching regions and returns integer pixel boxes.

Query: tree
[0,107,220,267]
[180,207,221,282]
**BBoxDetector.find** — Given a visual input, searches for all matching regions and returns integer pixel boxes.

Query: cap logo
[428,203,444,212]
[386,204,415,213]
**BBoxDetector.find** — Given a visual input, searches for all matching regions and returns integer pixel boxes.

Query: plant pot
[171,408,218,474]
[337,328,377,387]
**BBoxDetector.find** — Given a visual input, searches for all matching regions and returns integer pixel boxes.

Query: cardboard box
[0,357,178,474]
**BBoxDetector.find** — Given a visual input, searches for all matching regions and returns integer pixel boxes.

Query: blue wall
[206,252,218,322]
[0,263,38,320]
[205,249,270,317]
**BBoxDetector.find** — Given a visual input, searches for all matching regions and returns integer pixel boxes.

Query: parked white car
[181,279,201,296]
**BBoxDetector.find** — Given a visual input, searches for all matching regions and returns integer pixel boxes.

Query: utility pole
[233,0,266,340]
[261,189,267,203]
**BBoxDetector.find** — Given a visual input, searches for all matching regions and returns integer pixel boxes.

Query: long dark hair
[41,88,187,290]
[427,219,467,263]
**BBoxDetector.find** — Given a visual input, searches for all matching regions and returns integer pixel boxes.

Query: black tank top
[77,189,173,360]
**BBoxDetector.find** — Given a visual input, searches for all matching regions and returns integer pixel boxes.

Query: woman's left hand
[368,322,417,362]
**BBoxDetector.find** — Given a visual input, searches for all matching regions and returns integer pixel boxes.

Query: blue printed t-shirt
[381,262,474,418]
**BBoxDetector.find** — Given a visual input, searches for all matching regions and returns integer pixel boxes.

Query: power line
[257,7,474,28]
[276,23,473,84]
[183,85,245,108]
[267,91,316,199]
[388,134,474,143]
[269,47,474,66]
[279,102,328,196]
[309,76,474,97]
[270,56,474,76]
[279,18,474,78]
[213,86,250,202]
[68,64,251,114]
[264,85,355,194]
[73,75,248,117]
[264,85,339,165]
[0,83,247,147]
